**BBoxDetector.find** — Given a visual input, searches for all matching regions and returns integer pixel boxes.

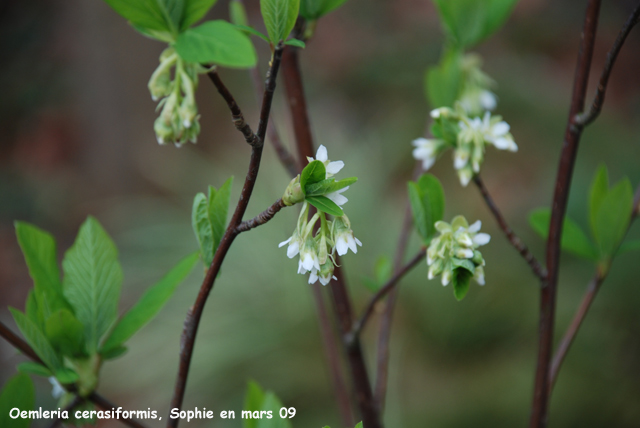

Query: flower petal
[316,145,328,162]
[286,241,300,258]
[473,233,491,246]
[279,237,292,248]
[468,220,482,233]
[492,121,510,136]
[326,191,348,206]
[326,161,344,174]
[336,238,348,256]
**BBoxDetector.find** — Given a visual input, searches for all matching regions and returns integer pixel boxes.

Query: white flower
[332,215,362,256]
[480,112,517,152]
[279,235,302,258]
[49,377,65,399]
[307,145,345,177]
[479,90,497,111]
[412,138,445,170]
[326,186,349,206]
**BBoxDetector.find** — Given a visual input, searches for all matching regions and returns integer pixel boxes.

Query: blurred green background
[1,0,640,427]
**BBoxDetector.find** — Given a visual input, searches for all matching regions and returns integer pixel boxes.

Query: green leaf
[235,24,271,42]
[15,222,71,320]
[175,20,257,68]
[452,267,472,301]
[589,165,609,238]
[101,252,199,353]
[433,0,518,48]
[619,239,640,255]
[101,345,128,361]
[300,0,349,20]
[103,0,172,32]
[162,0,186,30]
[408,174,445,243]
[10,308,61,371]
[25,290,44,331]
[192,192,214,266]
[55,368,80,385]
[230,0,249,26]
[181,0,218,30]
[45,309,86,357]
[306,177,357,196]
[18,361,53,377]
[256,392,292,428]
[300,160,327,192]
[362,255,392,292]
[62,217,123,354]
[243,381,265,428]
[354,423,363,428]
[209,177,233,253]
[0,373,35,428]
[528,208,598,260]
[305,195,344,217]
[425,48,463,108]
[260,0,301,43]
[594,178,633,257]
[284,38,305,48]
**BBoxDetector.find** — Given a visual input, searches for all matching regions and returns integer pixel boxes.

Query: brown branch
[235,198,286,233]
[250,66,300,177]
[349,248,426,342]
[282,29,382,427]
[167,45,284,428]
[576,1,640,126]
[531,1,602,427]
[207,69,260,147]
[473,175,547,280]
[549,184,640,388]
[0,321,148,428]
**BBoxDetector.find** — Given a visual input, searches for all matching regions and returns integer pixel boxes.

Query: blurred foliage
[1,0,640,427]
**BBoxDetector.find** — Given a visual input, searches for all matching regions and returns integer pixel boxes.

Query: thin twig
[207,69,260,147]
[576,1,640,126]
[167,45,284,428]
[0,321,149,428]
[473,175,547,280]
[282,26,382,427]
[250,66,299,177]
[349,248,426,342]
[549,184,640,387]
[531,1,602,427]
[235,199,286,233]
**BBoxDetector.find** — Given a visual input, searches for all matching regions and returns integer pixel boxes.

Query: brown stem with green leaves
[167,45,284,428]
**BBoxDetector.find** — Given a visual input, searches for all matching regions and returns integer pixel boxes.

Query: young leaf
[354,422,363,428]
[18,361,53,377]
[0,373,35,428]
[62,217,123,354]
[300,0,349,20]
[55,368,80,385]
[25,290,44,331]
[10,308,61,371]
[192,192,214,266]
[619,239,640,255]
[235,24,271,42]
[256,392,292,428]
[260,0,301,43]
[408,174,445,243]
[181,0,219,30]
[594,178,633,258]
[15,222,71,318]
[306,177,357,196]
[175,20,258,68]
[45,309,86,357]
[306,195,344,217]
[101,345,128,361]
[452,267,473,301]
[103,0,172,33]
[433,0,518,48]
[589,165,609,238]
[300,160,327,192]
[161,0,186,30]
[230,0,249,26]
[243,381,266,428]
[425,49,462,109]
[528,208,598,260]
[284,38,305,48]
[209,177,234,252]
[101,252,199,353]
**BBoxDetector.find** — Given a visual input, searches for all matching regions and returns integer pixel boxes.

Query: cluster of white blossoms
[427,216,490,288]
[148,47,206,146]
[279,146,362,285]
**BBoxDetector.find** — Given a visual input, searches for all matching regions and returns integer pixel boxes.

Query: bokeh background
[1,0,640,426]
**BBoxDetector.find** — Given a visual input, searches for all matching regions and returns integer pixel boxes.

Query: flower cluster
[427,216,490,289]
[413,105,517,186]
[457,54,497,116]
[148,47,206,146]
[279,146,361,285]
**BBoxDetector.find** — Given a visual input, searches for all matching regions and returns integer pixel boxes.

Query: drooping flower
[332,215,362,256]
[412,138,446,171]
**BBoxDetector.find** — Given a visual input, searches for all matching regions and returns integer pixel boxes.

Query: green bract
[10,218,196,401]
